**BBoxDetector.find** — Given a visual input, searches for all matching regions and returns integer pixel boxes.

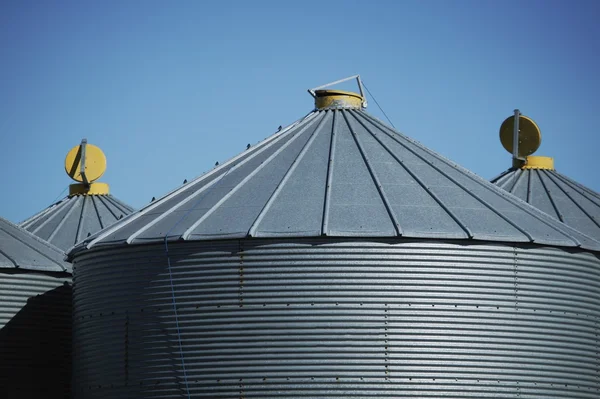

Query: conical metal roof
[19,139,135,251]
[20,194,134,252]
[492,165,600,239]
[0,217,70,273]
[68,104,600,255]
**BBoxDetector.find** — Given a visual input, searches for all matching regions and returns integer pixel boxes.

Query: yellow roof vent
[64,139,109,196]
[522,155,555,170]
[308,75,367,110]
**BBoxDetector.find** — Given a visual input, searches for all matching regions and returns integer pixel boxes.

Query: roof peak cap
[308,75,367,110]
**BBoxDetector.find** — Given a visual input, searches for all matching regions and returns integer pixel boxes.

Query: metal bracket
[512,109,524,161]
[308,75,368,108]
[80,138,89,186]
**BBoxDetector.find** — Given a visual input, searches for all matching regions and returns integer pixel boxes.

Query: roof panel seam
[27,198,72,234]
[551,171,600,207]
[345,111,403,235]
[19,202,60,228]
[553,172,600,202]
[535,169,564,222]
[353,110,472,238]
[181,114,322,240]
[359,111,522,241]
[104,195,135,215]
[543,170,600,230]
[0,223,66,271]
[0,246,18,268]
[508,169,522,194]
[489,169,514,187]
[352,109,473,238]
[248,112,329,237]
[322,111,337,236]
[84,112,318,248]
[117,112,320,245]
[91,195,104,229]
[46,197,79,243]
[360,112,586,247]
[74,195,88,245]
[95,194,117,221]
[526,169,531,203]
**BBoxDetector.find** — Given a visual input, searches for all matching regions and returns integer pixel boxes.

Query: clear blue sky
[1,0,599,223]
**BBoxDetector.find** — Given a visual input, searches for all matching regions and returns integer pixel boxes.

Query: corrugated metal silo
[70,82,600,398]
[0,216,72,398]
[20,140,134,251]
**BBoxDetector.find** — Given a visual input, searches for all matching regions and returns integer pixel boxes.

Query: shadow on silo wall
[0,283,72,399]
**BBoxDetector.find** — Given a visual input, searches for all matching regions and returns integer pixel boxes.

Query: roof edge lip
[67,234,600,262]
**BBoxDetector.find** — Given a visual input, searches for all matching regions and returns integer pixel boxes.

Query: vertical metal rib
[534,169,564,222]
[321,111,337,235]
[489,169,514,188]
[96,195,118,220]
[543,170,600,229]
[526,169,532,203]
[248,112,330,237]
[552,171,600,203]
[46,197,79,243]
[27,198,72,234]
[105,195,135,214]
[506,168,520,193]
[342,112,403,235]
[75,196,88,245]
[90,196,104,229]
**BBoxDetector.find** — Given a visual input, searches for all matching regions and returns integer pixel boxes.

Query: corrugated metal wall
[0,271,72,398]
[73,239,600,398]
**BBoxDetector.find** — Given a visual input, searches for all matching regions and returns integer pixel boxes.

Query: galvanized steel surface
[70,109,600,253]
[492,168,600,240]
[0,271,72,398]
[0,216,69,272]
[0,217,72,398]
[0,270,71,327]
[73,239,600,398]
[20,194,134,252]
